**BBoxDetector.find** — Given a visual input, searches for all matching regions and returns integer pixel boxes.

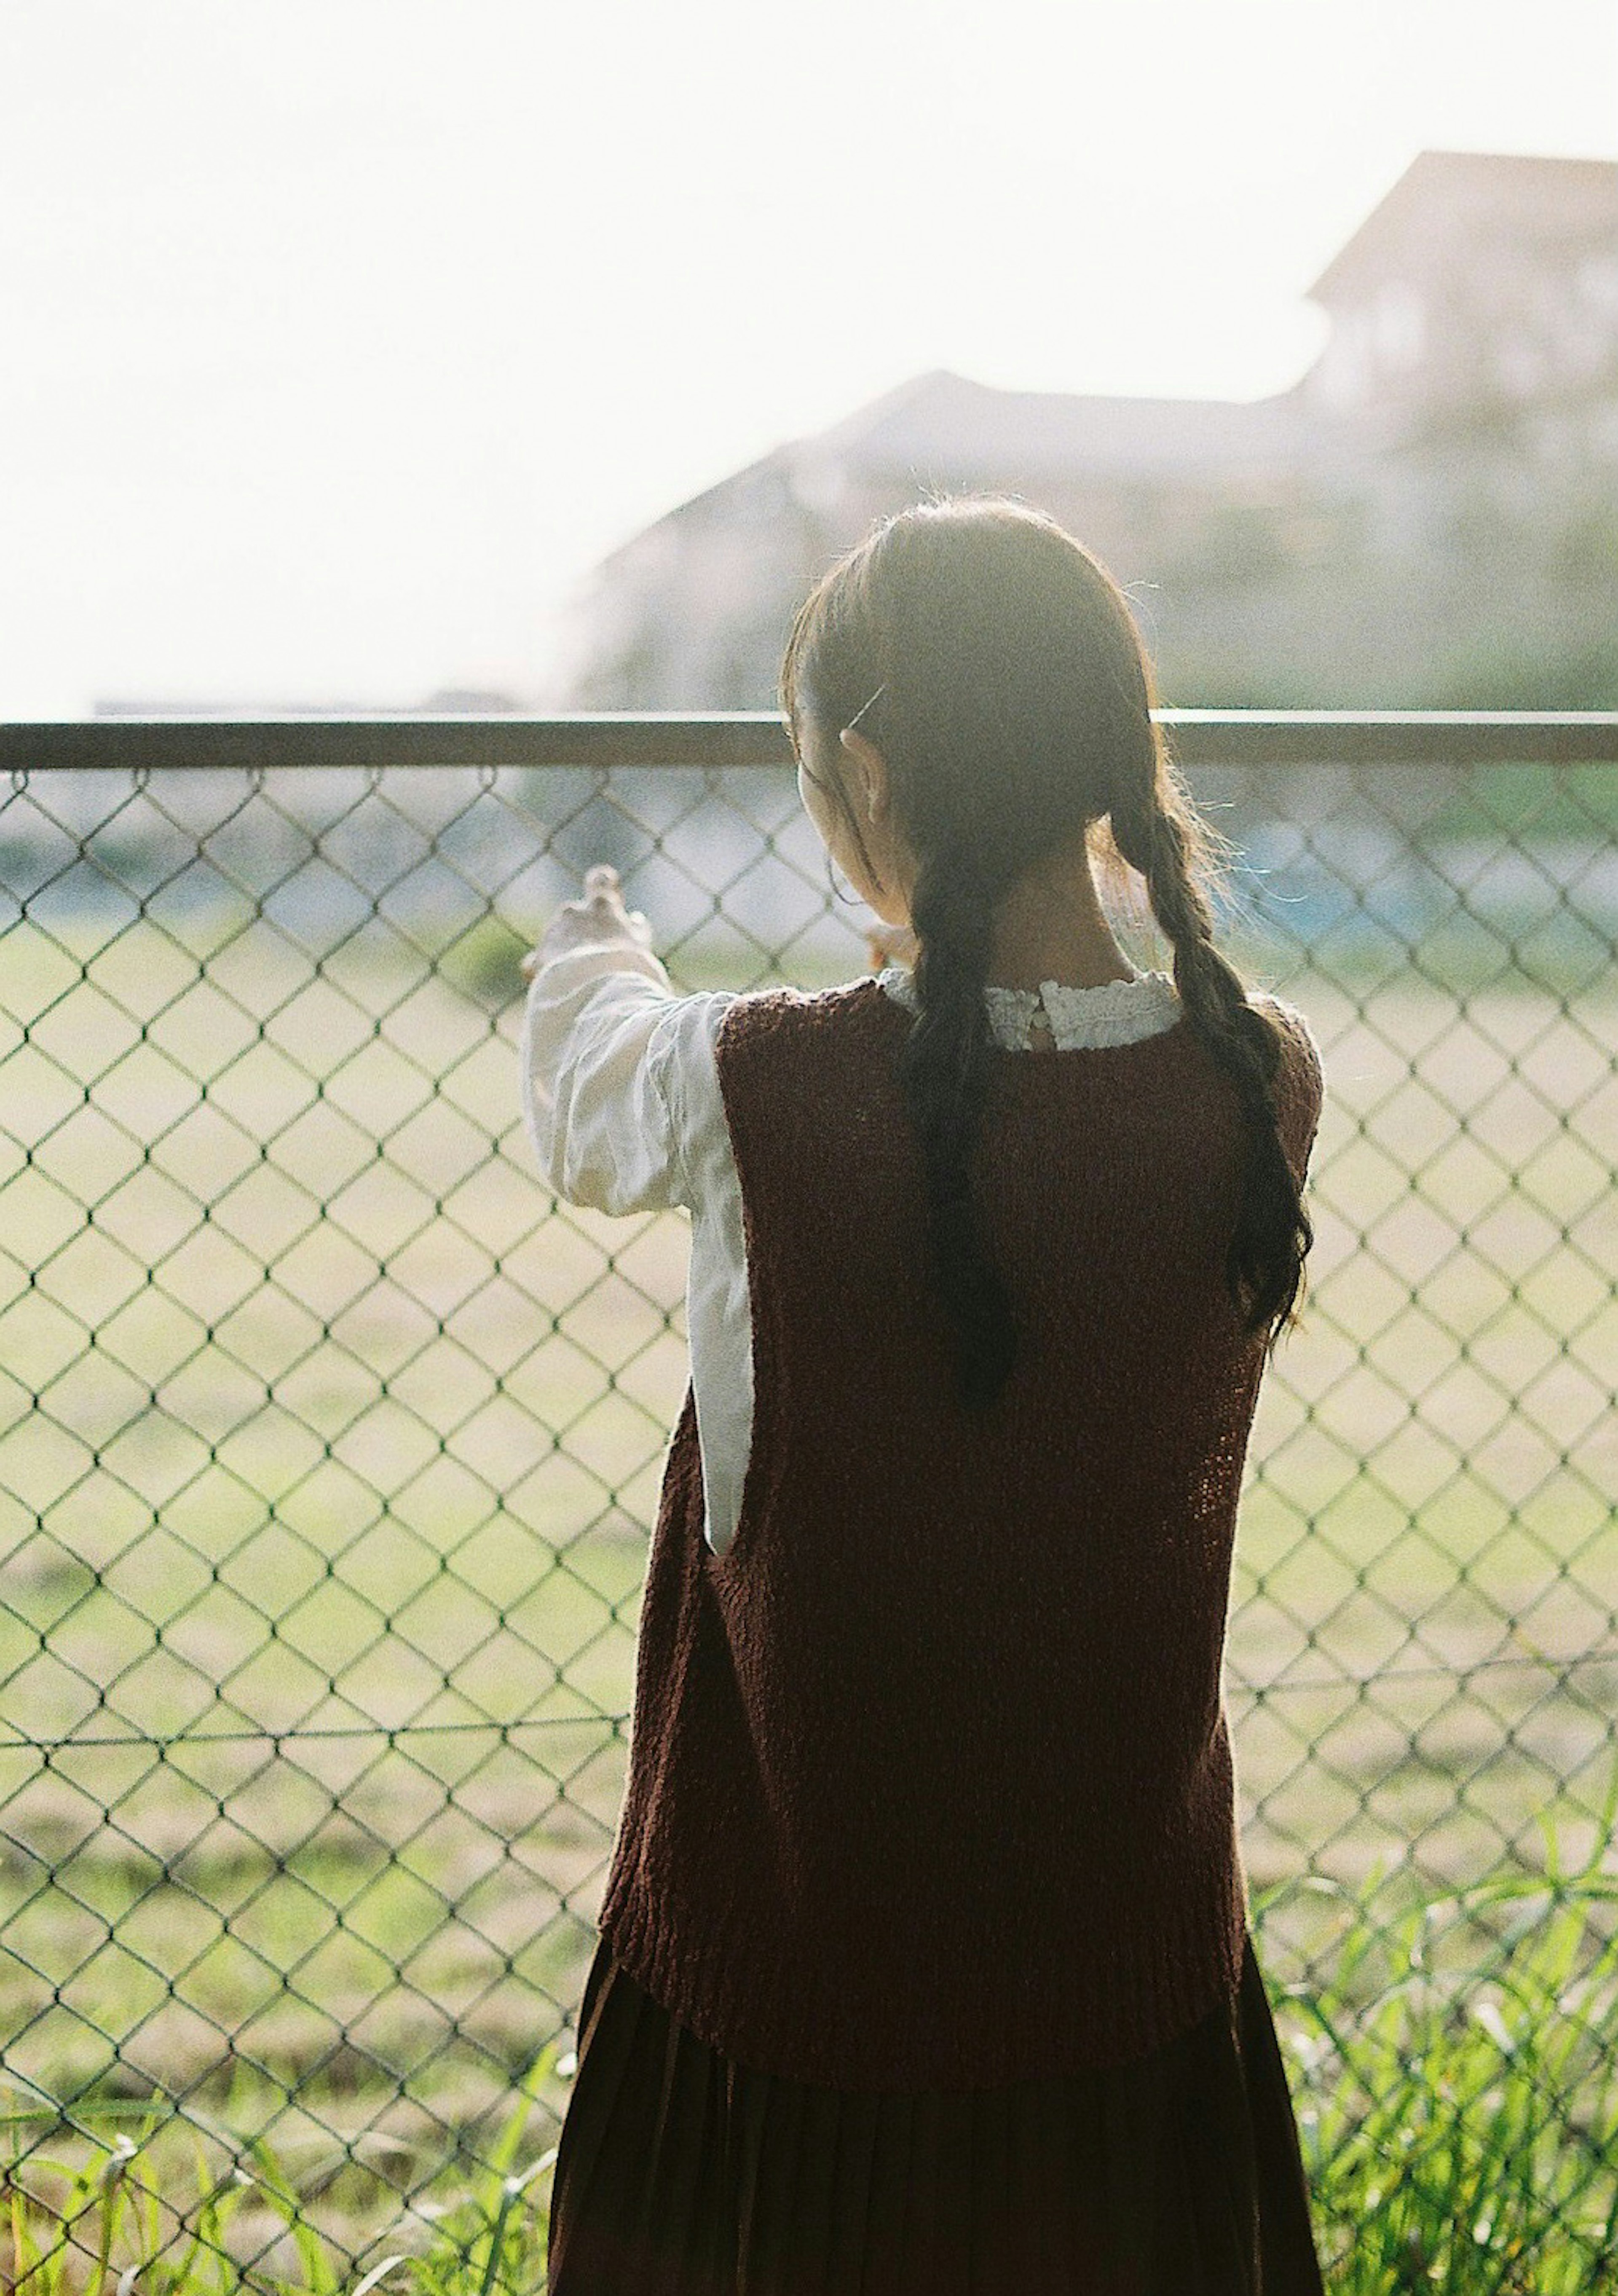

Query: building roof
[805,367,1309,484]
[592,366,1315,571]
[1308,148,1618,304]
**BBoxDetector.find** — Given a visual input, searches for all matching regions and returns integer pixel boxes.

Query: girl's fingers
[580,865,632,916]
[522,868,655,986]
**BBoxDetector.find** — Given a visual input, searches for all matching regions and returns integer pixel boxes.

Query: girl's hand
[522,865,655,982]
[865,920,920,974]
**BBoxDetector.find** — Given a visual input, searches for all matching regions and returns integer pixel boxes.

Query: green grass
[1274,1765,1618,2292]
[0,2036,565,2296]
[5,1827,1616,2293]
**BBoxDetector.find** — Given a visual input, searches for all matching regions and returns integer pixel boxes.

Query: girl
[521,497,1326,2294]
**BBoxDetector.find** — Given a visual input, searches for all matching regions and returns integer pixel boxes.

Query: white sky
[2,0,1613,714]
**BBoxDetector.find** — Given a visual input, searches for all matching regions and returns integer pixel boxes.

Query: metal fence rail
[1,712,1616,2285]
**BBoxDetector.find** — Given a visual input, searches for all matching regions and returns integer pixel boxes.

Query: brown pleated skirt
[545,1927,1326,2295]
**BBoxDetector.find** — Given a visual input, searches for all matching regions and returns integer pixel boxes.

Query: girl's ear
[839,727,889,825]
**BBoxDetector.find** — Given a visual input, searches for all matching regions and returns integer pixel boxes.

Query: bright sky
[2,0,1613,715]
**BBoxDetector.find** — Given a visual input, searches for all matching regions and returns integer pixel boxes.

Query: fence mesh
[1,740,1615,2283]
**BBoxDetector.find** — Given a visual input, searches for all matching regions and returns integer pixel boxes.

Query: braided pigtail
[1109,746,1313,1342]
[897,850,1019,1413]
[782,494,1310,1395]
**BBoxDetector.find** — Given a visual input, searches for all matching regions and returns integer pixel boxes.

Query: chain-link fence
[1,714,1615,2285]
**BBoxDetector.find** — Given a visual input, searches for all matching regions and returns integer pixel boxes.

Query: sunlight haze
[2,0,1613,711]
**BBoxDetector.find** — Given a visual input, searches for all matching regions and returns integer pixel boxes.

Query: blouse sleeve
[520,941,689,1215]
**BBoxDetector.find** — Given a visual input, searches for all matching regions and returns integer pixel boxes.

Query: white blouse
[520,944,1184,1557]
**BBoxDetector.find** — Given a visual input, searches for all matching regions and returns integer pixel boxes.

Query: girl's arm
[519,866,696,1216]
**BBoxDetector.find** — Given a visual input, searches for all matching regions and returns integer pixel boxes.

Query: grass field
[5,1851,1618,2293]
[3,764,1616,2276]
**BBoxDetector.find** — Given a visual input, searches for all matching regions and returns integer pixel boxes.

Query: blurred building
[553,150,1618,710]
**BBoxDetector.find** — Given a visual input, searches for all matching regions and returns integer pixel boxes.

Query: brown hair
[780,495,1312,1411]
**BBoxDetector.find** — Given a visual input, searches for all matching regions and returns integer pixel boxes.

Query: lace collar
[875,965,1181,1053]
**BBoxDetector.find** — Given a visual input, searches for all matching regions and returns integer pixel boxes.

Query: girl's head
[780,494,1312,1410]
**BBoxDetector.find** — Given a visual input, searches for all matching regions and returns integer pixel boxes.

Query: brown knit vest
[596,976,1323,2092]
